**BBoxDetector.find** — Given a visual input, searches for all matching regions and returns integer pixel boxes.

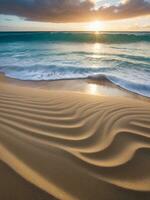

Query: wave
[0,32,150,44]
[90,75,150,98]
[0,32,149,97]
[0,64,150,97]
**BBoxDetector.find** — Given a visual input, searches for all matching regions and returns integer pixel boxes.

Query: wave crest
[0,32,150,43]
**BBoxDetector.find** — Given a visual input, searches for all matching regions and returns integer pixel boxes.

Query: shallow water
[0,31,150,97]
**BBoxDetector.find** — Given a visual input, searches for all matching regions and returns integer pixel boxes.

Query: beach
[0,74,150,200]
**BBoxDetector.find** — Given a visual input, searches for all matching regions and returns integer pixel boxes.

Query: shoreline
[0,73,149,102]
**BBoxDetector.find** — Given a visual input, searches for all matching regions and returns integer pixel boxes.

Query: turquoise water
[0,32,150,97]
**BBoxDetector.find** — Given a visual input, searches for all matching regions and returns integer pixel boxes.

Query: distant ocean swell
[0,32,150,43]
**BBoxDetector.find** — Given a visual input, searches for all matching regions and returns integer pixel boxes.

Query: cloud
[95,0,150,20]
[0,0,149,22]
[0,0,94,22]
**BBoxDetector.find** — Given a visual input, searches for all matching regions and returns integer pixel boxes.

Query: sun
[88,21,103,32]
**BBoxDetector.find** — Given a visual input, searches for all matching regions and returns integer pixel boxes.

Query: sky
[0,0,150,31]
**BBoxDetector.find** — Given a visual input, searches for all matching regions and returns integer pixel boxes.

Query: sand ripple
[0,88,150,200]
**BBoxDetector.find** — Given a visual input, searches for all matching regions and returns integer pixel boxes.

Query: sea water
[0,31,150,97]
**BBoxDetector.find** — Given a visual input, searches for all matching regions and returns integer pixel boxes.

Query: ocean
[0,31,150,97]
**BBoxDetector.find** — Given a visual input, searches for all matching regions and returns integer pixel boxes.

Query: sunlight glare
[88,84,98,95]
[88,21,103,32]
[93,43,102,52]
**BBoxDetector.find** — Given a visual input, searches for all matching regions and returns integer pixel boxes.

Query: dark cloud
[0,0,149,22]
[0,0,94,22]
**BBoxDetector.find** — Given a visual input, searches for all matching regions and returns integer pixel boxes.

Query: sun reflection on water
[93,43,102,53]
[89,42,102,68]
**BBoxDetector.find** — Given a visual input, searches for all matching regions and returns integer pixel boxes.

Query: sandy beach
[0,74,150,200]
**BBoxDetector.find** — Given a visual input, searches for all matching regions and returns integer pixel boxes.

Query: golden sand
[0,75,150,200]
